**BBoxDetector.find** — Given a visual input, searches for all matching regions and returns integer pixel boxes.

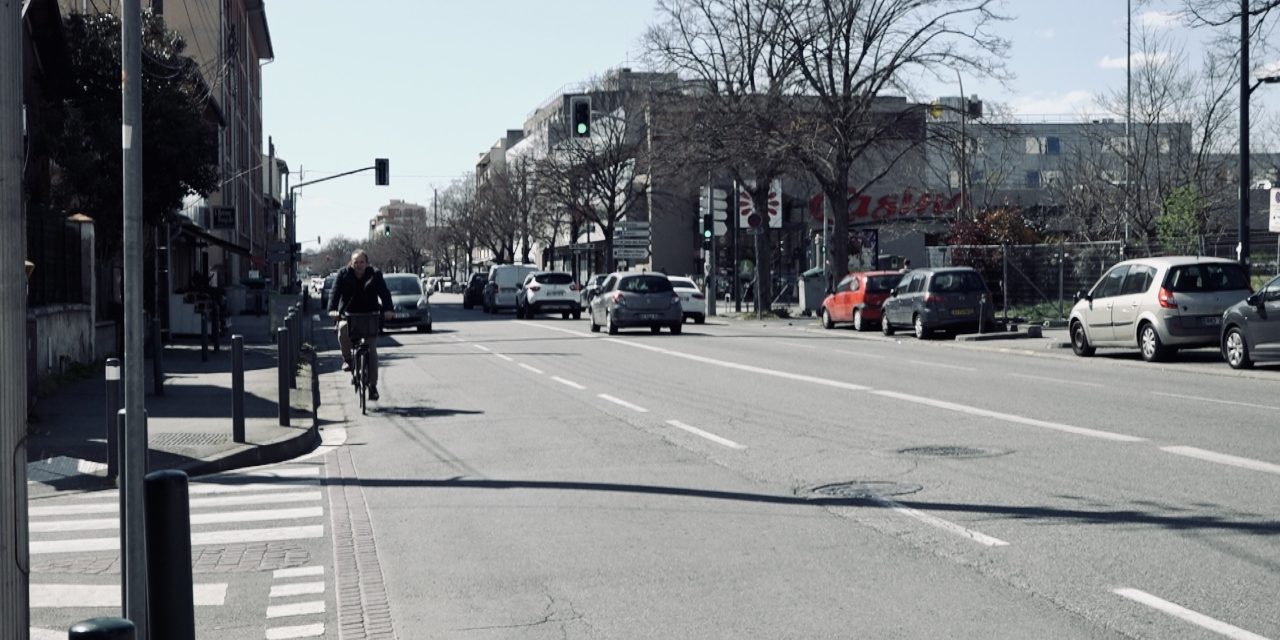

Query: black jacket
[327,265,393,314]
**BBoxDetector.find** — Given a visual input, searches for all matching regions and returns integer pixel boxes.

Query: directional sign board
[713,221,727,236]
[614,247,650,260]
[613,237,649,247]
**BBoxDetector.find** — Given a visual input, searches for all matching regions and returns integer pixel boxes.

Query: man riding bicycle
[327,249,394,401]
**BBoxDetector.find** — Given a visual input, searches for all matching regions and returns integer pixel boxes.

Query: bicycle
[342,312,382,415]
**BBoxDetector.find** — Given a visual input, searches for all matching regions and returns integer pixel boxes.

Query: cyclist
[327,249,394,401]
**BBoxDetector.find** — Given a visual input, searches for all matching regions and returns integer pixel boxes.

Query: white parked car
[667,276,706,324]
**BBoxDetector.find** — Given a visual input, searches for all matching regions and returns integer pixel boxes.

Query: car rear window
[619,275,673,293]
[866,275,900,293]
[1167,263,1250,292]
[930,271,987,293]
[535,273,574,285]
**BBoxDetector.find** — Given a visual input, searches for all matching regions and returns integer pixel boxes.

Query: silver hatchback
[589,272,683,334]
[1068,256,1251,362]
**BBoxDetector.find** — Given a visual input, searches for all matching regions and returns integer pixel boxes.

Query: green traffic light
[576,123,588,135]
[703,229,712,239]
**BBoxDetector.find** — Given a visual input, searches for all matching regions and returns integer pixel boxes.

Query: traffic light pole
[285,162,386,291]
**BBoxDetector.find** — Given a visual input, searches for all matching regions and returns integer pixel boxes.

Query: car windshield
[1167,263,1250,292]
[865,275,899,293]
[931,271,986,293]
[619,275,673,293]
[386,277,421,295]
[535,273,574,285]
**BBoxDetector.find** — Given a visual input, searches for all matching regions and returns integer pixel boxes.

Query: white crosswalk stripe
[27,460,331,633]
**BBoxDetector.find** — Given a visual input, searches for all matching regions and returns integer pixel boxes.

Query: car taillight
[924,294,944,305]
[528,284,541,292]
[611,291,626,305]
[570,283,581,291]
[692,293,705,299]
[671,293,680,306]
[1158,287,1176,309]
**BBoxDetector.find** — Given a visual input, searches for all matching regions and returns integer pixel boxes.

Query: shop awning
[175,219,251,256]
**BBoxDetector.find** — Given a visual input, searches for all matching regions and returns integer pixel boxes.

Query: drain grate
[898,445,1005,459]
[806,481,921,500]
[151,432,230,447]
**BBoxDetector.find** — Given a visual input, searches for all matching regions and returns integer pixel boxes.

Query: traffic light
[383,225,391,237]
[570,97,591,138]
[375,158,389,186]
[701,213,713,250]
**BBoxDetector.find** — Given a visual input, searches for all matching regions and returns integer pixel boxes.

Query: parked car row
[820,266,998,339]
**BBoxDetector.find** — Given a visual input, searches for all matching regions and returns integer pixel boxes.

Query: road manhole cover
[805,481,921,500]
[898,445,1005,459]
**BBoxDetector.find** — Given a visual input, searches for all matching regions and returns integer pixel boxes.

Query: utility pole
[1239,0,1252,274]
[122,0,151,636]
[1,0,31,635]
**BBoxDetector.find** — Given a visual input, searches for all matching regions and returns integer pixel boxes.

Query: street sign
[614,247,649,260]
[613,237,649,247]
[615,230,650,239]
[1270,188,1280,233]
[700,187,729,221]
[617,221,650,230]
[713,221,727,236]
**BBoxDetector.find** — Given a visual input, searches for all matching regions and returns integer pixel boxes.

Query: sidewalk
[25,311,323,500]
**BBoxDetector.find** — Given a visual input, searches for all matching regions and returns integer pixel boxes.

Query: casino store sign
[808,189,962,223]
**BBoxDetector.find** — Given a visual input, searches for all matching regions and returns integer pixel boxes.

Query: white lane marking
[266,624,326,639]
[30,583,226,607]
[872,390,1146,442]
[31,525,324,555]
[907,360,978,372]
[28,490,321,517]
[552,376,585,390]
[1160,446,1280,476]
[244,467,322,479]
[597,394,649,413]
[1007,373,1103,388]
[274,565,325,579]
[665,420,746,450]
[519,363,544,374]
[267,600,326,618]
[1113,588,1271,640]
[871,496,1009,547]
[30,506,323,533]
[495,353,515,362]
[778,341,817,350]
[526,322,1141,442]
[270,581,325,597]
[472,344,491,352]
[1151,391,1278,411]
[835,349,886,359]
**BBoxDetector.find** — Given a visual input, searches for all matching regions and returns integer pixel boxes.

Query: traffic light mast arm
[290,165,376,191]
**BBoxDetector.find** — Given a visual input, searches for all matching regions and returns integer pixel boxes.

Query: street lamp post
[1239,0,1280,276]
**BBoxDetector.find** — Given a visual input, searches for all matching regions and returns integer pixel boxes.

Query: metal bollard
[145,470,195,639]
[150,318,164,396]
[277,326,290,427]
[69,617,136,639]
[232,335,245,443]
[310,348,320,422]
[105,358,121,479]
[286,312,298,390]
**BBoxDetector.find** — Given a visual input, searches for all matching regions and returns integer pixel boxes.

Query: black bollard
[69,617,136,639]
[286,312,298,390]
[144,470,195,640]
[232,334,245,442]
[149,318,164,397]
[310,348,320,423]
[277,326,290,427]
[104,358,121,479]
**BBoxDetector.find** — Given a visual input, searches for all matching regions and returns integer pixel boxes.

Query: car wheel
[561,312,570,319]
[913,314,929,340]
[1223,327,1253,369]
[607,313,619,335]
[573,311,581,320]
[590,313,600,333]
[1070,320,1095,357]
[821,307,834,329]
[853,309,865,332]
[881,314,895,336]
[650,325,661,334]
[671,323,682,335]
[1139,322,1168,362]
[694,315,704,325]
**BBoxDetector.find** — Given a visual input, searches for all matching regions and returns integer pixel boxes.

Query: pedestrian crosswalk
[27,462,332,638]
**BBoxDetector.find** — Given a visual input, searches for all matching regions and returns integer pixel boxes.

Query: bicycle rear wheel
[355,348,367,415]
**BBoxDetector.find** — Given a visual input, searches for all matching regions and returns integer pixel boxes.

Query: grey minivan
[881,266,996,339]
[1069,256,1251,362]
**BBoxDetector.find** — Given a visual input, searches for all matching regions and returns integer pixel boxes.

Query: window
[867,275,900,293]
[1120,265,1155,295]
[1025,136,1045,154]
[949,171,961,188]
[1264,276,1280,301]
[907,274,925,294]
[620,275,673,293]
[1158,137,1171,154]
[1026,170,1041,188]
[535,272,574,285]
[836,276,853,293]
[1106,137,1130,154]
[1046,137,1061,155]
[970,169,985,184]
[1094,266,1128,298]
[1042,170,1062,186]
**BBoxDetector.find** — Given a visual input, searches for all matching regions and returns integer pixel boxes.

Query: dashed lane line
[552,376,585,390]
[519,363,544,374]
[1160,446,1280,476]
[665,420,746,450]
[597,394,649,413]
[1114,588,1271,640]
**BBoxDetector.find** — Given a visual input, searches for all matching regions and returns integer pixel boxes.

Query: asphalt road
[333,293,1279,639]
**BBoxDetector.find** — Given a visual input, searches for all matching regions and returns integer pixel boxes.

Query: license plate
[396,311,412,319]
[1202,316,1221,326]
[639,313,659,320]
[951,308,974,316]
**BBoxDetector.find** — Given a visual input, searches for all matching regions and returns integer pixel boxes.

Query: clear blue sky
[261,0,1279,246]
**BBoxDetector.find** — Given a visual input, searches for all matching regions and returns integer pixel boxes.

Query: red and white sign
[738,180,782,228]
[808,188,963,222]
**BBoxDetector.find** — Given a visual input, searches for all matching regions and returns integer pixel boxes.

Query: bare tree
[439,174,482,274]
[780,0,1009,284]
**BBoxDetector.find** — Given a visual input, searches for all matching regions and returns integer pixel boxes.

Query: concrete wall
[29,304,95,384]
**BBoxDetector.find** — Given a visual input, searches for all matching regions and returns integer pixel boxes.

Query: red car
[820,270,903,331]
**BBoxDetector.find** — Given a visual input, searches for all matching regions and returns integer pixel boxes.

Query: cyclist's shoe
[342,359,353,372]
[367,385,379,401]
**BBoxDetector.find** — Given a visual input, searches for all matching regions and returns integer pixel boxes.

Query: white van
[484,264,540,313]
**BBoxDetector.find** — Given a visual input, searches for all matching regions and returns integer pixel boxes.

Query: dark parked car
[1220,273,1280,369]
[382,273,432,333]
[589,272,683,334]
[462,272,487,309]
[881,266,996,339]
